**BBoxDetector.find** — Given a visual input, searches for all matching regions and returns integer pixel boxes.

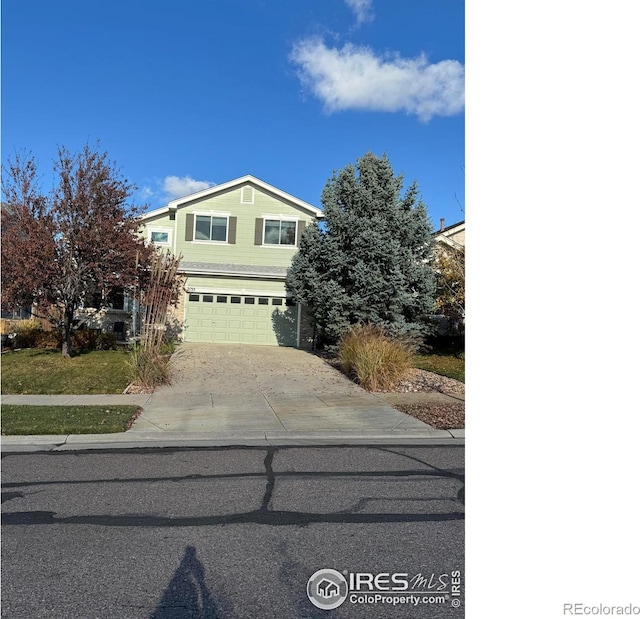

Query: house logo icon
[307,569,348,610]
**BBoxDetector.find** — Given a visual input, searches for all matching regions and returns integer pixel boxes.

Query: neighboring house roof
[180,261,288,278]
[434,219,465,251]
[141,174,324,221]
[437,219,464,235]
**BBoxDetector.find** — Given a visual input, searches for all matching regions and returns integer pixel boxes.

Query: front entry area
[184,293,298,346]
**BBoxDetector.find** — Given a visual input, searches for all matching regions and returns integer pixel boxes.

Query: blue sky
[1,0,464,228]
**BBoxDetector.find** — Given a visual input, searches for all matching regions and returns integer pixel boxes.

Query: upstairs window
[185,213,236,243]
[109,289,125,310]
[85,287,125,310]
[148,227,172,246]
[195,215,228,242]
[264,219,296,246]
[151,231,169,244]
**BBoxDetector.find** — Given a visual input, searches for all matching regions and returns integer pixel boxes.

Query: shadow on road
[150,545,219,619]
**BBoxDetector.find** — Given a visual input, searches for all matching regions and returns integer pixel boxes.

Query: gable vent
[241,186,255,204]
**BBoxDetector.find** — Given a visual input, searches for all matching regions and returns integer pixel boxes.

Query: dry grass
[127,345,172,391]
[338,323,413,391]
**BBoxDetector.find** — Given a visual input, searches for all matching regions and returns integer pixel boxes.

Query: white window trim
[192,211,231,244]
[148,226,173,247]
[184,285,289,298]
[172,211,178,254]
[262,215,299,247]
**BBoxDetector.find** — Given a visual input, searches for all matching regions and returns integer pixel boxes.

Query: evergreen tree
[286,152,436,345]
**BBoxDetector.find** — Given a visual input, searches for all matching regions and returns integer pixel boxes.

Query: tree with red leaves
[1,144,152,357]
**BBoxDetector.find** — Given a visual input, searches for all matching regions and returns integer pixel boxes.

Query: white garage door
[185,293,298,346]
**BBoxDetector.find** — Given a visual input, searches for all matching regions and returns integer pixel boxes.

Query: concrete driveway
[130,343,435,436]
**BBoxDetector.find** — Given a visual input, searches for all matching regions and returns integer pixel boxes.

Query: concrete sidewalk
[1,391,464,452]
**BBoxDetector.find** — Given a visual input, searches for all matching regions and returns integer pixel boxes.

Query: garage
[184,293,298,346]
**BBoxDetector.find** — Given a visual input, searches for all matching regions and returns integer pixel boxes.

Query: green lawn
[1,405,140,435]
[1,349,133,394]
[414,352,465,382]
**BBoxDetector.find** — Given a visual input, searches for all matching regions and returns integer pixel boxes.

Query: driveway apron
[131,343,429,434]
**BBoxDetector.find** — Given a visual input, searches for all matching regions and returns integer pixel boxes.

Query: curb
[1,430,464,452]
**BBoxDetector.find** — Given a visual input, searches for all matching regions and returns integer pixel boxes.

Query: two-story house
[140,175,323,349]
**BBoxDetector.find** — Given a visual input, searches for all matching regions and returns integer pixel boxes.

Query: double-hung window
[195,215,228,242]
[264,219,297,246]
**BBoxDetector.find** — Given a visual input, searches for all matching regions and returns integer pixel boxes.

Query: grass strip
[1,349,133,394]
[413,354,465,383]
[1,405,141,435]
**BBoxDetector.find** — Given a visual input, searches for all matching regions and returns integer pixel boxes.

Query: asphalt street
[1,445,464,618]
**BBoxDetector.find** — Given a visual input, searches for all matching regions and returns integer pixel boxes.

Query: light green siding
[185,276,286,294]
[173,184,314,267]
[141,212,177,249]
[144,212,174,227]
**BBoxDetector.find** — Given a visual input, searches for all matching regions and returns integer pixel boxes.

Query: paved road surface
[2,445,464,618]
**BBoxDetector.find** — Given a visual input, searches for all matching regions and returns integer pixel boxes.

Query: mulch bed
[321,356,465,430]
[392,401,465,430]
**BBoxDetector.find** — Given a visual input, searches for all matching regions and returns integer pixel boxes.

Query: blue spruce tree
[286,152,436,346]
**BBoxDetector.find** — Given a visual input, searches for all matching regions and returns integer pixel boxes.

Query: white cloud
[290,38,464,122]
[345,0,374,26]
[163,175,214,200]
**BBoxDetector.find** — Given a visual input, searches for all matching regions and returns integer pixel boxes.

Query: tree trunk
[61,303,75,358]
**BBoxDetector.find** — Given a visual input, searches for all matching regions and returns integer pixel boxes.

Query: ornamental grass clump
[129,249,182,390]
[128,344,171,391]
[338,323,413,391]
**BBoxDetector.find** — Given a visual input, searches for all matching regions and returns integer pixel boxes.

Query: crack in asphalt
[260,447,276,512]
[1,509,465,527]
[2,468,456,490]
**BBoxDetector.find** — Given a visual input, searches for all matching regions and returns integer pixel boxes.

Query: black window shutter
[296,221,306,246]
[254,218,263,245]
[228,217,237,244]
[185,214,194,241]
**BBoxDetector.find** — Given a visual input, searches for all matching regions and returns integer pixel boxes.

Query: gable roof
[141,174,323,221]
[435,219,465,235]
[434,219,465,250]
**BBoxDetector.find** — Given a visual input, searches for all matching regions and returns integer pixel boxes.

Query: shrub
[72,330,98,351]
[34,330,62,349]
[128,344,171,390]
[13,320,43,348]
[96,332,118,350]
[338,323,413,391]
